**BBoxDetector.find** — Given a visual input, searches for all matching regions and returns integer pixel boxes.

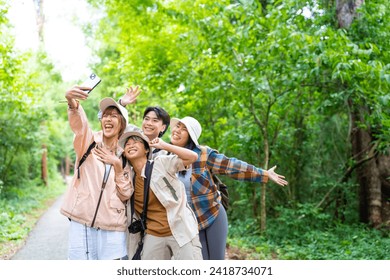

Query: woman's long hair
[178,138,197,176]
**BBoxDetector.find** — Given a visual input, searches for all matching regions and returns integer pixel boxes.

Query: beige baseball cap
[99,97,129,124]
[118,125,150,149]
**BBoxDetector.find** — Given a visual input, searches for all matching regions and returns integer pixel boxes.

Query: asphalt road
[11,194,69,260]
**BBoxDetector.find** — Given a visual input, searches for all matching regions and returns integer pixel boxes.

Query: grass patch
[228,216,390,260]
[0,174,66,259]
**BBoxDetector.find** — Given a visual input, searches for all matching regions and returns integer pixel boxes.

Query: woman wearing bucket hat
[119,126,202,260]
[60,85,132,260]
[170,116,288,260]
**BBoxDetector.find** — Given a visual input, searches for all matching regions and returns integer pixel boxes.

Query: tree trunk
[260,137,269,232]
[337,0,389,228]
[336,0,364,28]
[348,99,382,227]
[377,154,390,228]
[250,94,270,232]
[65,155,71,176]
[41,144,48,186]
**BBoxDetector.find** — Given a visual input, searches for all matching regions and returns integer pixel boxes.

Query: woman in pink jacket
[61,85,132,260]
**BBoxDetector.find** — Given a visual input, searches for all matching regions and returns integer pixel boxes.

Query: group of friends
[60,84,288,260]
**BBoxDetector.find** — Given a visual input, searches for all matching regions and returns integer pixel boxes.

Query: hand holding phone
[81,73,101,93]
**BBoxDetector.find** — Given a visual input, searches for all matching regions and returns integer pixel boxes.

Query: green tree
[86,0,390,231]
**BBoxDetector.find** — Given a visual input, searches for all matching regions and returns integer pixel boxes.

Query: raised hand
[65,85,90,100]
[120,86,142,107]
[93,144,121,166]
[267,166,288,186]
[149,137,166,150]
[65,85,90,109]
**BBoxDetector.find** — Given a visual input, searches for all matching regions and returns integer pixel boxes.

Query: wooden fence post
[41,144,48,186]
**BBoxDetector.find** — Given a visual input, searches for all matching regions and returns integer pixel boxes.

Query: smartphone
[81,73,101,93]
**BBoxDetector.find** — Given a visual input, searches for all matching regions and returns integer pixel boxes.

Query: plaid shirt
[191,145,269,230]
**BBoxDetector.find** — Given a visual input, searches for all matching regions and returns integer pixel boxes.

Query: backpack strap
[129,160,154,229]
[141,160,154,225]
[77,141,96,179]
[130,160,154,260]
[121,154,127,169]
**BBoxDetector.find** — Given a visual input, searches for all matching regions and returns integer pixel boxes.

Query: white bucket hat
[99,97,129,124]
[170,116,202,146]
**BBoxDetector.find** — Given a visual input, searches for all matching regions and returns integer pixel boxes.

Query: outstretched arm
[206,149,288,186]
[65,85,94,157]
[149,137,198,166]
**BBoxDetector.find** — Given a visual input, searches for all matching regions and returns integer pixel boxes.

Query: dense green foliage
[85,0,390,258]
[0,0,71,257]
[1,0,389,259]
[0,2,71,193]
[87,0,389,213]
[0,174,65,249]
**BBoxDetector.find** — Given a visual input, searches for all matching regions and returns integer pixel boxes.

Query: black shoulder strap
[141,160,154,223]
[121,154,127,169]
[77,141,96,179]
[130,160,154,228]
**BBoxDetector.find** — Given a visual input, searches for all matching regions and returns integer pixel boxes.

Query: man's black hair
[143,106,170,137]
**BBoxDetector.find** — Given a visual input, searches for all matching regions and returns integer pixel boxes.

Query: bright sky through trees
[7,0,95,82]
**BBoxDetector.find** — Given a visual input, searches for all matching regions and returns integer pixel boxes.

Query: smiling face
[101,107,125,139]
[124,136,150,161]
[142,110,166,140]
[170,122,190,148]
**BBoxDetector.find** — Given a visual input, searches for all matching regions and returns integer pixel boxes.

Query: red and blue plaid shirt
[191,145,269,230]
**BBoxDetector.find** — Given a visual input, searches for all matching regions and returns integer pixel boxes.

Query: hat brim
[99,98,129,124]
[170,117,199,146]
[119,130,152,160]
[118,130,150,149]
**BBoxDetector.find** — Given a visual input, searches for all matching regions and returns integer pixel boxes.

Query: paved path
[11,194,69,260]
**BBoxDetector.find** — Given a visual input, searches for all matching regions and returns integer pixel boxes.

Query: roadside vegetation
[1,0,389,260]
[0,174,66,259]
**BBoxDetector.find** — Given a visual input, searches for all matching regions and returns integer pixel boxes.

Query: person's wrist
[114,159,122,171]
[67,99,78,109]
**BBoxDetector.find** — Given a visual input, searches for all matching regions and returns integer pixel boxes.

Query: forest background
[0,0,389,260]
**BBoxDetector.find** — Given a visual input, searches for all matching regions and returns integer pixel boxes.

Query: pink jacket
[60,105,132,231]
